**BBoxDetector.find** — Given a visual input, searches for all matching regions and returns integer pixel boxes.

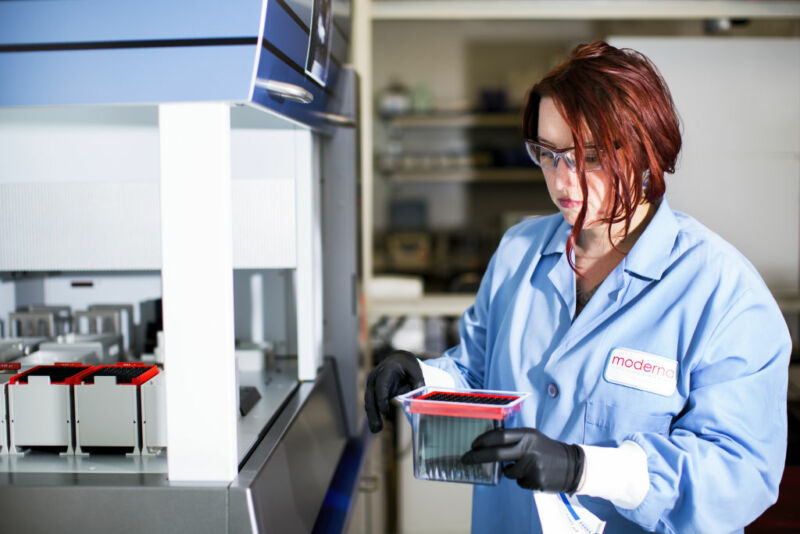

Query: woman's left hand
[461,428,585,493]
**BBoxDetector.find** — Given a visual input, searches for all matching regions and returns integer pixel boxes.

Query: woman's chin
[557,209,604,229]
[557,209,579,226]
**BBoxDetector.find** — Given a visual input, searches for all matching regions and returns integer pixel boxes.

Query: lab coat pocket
[583,399,672,446]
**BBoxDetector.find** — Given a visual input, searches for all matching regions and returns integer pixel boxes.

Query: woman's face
[537,96,614,228]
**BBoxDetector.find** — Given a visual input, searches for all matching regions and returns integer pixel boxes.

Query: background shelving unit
[373,105,552,296]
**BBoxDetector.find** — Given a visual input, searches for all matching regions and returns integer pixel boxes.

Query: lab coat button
[547,383,558,398]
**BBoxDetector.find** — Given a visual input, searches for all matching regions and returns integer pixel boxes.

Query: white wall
[609,37,800,292]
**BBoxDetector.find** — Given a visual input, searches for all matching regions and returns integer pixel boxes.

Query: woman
[365,41,790,533]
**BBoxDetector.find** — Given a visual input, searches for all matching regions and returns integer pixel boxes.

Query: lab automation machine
[0,1,364,532]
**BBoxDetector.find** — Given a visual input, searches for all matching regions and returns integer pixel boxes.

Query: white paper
[534,492,606,534]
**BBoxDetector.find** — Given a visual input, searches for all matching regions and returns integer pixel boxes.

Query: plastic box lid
[79,363,159,385]
[10,363,94,385]
[399,386,530,420]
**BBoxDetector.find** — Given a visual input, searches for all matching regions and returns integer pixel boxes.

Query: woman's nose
[552,159,577,188]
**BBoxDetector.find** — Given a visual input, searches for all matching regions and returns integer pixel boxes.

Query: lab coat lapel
[554,265,627,361]
[542,219,573,313]
[546,250,576,316]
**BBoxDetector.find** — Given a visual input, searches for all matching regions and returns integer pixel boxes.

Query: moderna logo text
[610,355,676,379]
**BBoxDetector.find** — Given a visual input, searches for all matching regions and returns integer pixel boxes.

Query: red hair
[523,41,681,269]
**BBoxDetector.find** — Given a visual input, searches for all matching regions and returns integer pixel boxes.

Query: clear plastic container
[398,386,529,485]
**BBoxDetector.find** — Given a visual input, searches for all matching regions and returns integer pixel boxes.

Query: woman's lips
[558,198,582,209]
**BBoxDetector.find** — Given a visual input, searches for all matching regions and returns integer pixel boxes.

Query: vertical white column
[159,103,238,482]
[295,130,323,381]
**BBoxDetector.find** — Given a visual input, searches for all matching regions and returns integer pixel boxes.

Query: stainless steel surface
[0,337,47,362]
[255,79,315,104]
[39,333,122,363]
[16,347,97,365]
[0,452,168,474]
[0,473,228,534]
[236,361,299,463]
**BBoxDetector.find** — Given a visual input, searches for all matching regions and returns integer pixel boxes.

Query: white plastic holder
[141,372,166,456]
[0,377,10,455]
[74,375,141,456]
[7,376,75,455]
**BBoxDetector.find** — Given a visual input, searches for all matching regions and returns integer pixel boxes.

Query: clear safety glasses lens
[524,141,602,172]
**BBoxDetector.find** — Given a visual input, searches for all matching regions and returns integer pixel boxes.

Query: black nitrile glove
[461,427,585,493]
[364,350,424,433]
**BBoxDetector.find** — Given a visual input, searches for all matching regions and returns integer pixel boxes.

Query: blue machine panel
[0,46,257,106]
[0,0,263,106]
[0,0,264,44]
[0,0,352,129]
[250,0,348,131]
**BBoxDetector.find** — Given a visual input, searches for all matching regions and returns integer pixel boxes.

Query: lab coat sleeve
[617,288,790,533]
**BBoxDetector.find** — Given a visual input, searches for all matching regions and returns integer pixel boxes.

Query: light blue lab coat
[425,199,790,533]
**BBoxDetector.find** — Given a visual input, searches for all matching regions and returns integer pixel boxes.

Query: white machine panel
[0,106,300,271]
[76,376,139,451]
[8,377,74,453]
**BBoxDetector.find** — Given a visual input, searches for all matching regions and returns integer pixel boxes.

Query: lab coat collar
[540,200,679,280]
[622,198,680,281]
[542,217,570,256]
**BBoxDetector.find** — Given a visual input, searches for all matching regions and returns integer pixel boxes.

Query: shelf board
[368,293,475,317]
[386,167,544,183]
[385,112,521,129]
[370,1,800,21]
[776,293,800,314]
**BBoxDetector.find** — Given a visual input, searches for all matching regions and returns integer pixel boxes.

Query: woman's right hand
[364,350,424,433]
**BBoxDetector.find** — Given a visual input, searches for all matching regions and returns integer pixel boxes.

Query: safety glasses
[524,140,603,172]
